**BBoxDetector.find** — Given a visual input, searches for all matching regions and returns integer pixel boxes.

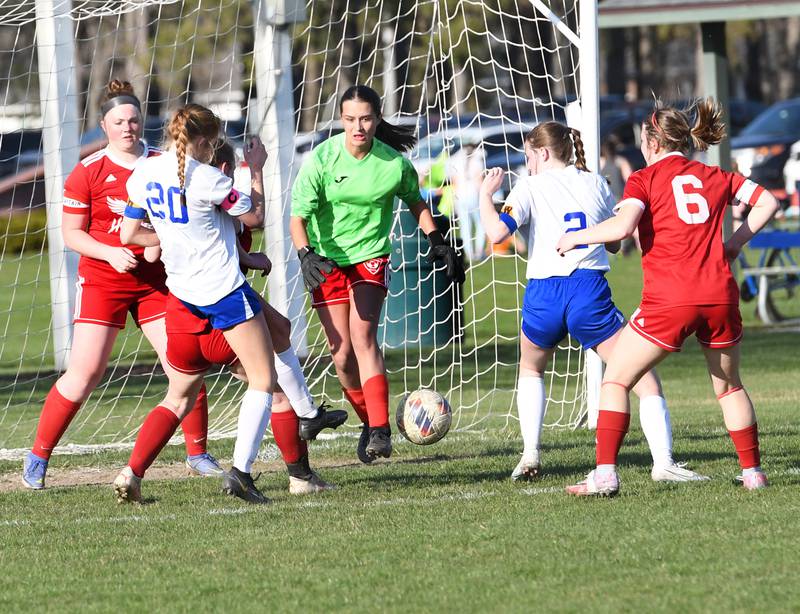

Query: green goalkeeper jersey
[291,132,422,266]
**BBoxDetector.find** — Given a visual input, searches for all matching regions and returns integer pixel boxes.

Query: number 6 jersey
[500,164,617,279]
[622,152,764,308]
[125,151,253,306]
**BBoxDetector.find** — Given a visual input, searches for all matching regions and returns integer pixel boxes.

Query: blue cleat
[22,452,48,490]
[186,452,224,476]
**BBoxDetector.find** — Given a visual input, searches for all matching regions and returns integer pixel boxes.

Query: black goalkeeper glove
[425,230,465,284]
[298,246,337,291]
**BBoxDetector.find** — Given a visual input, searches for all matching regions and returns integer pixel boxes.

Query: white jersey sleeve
[205,168,252,217]
[499,180,533,232]
[597,175,617,221]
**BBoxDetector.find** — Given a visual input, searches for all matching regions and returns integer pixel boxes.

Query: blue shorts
[179,282,262,330]
[521,269,624,350]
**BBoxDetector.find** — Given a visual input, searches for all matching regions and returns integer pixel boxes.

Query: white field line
[0,485,559,529]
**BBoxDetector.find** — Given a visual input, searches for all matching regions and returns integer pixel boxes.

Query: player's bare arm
[119,216,161,248]
[479,167,512,243]
[723,189,780,259]
[556,199,643,255]
[235,136,267,228]
[62,210,138,273]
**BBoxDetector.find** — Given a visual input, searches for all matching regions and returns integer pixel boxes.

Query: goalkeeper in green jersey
[290,84,464,463]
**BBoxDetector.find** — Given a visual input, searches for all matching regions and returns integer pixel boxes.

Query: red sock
[32,385,83,460]
[181,384,208,456]
[596,410,631,466]
[270,410,308,464]
[343,387,369,424]
[128,406,181,478]
[362,374,390,428]
[728,423,761,469]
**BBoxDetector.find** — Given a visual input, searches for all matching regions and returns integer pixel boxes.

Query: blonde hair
[644,97,726,153]
[525,121,587,171]
[165,104,221,203]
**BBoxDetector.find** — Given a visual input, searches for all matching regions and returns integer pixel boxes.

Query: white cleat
[651,462,710,482]
[511,450,542,481]
[113,466,142,504]
[566,469,620,497]
[289,471,335,495]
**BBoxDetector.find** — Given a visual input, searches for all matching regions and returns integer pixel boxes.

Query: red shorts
[73,274,168,329]
[628,303,743,352]
[166,329,239,374]
[311,255,391,308]
[164,293,238,374]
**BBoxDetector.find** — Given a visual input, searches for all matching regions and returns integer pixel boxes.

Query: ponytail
[165,103,221,207]
[690,97,725,152]
[375,120,417,153]
[570,128,587,171]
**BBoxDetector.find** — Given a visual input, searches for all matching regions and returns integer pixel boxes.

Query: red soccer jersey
[622,153,764,307]
[63,144,166,286]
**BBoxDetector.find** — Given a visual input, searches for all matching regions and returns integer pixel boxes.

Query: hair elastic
[100,94,141,117]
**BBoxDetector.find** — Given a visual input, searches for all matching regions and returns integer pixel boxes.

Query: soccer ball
[395,389,452,445]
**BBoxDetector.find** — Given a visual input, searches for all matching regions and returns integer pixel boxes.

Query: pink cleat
[566,469,619,497]
[740,470,768,490]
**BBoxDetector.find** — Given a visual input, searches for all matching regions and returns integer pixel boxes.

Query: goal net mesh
[0,0,591,457]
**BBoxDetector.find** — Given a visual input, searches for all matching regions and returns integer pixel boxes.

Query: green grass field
[1,251,800,612]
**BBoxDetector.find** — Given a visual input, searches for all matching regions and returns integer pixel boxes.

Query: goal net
[0,0,599,458]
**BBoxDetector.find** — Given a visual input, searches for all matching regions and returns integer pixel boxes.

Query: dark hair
[165,103,221,202]
[644,97,726,154]
[211,139,236,171]
[339,84,417,153]
[525,121,587,171]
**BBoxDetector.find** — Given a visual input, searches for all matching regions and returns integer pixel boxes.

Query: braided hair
[525,121,587,170]
[165,104,221,205]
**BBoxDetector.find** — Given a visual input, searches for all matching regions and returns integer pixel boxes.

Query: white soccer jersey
[125,150,252,306]
[501,165,616,279]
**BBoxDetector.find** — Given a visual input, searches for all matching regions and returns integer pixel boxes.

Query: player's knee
[60,366,106,401]
[350,329,378,355]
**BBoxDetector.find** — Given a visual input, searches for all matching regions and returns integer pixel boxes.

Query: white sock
[274,348,316,419]
[639,395,674,467]
[742,466,762,476]
[596,464,616,475]
[232,390,273,473]
[517,375,545,455]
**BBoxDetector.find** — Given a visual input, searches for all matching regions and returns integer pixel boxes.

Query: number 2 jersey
[500,164,616,279]
[125,151,252,306]
[622,152,764,308]
[63,144,166,287]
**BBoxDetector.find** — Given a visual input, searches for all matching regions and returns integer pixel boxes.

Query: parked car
[731,98,800,192]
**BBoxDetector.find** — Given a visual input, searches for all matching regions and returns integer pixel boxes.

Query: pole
[252,0,309,355]
[35,0,81,371]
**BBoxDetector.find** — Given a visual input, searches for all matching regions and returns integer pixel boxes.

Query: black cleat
[357,423,373,464]
[222,467,270,504]
[366,426,392,460]
[298,404,348,441]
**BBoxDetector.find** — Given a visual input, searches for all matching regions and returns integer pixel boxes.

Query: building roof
[598,0,800,28]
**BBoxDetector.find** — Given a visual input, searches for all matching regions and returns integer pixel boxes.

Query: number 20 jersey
[622,152,764,308]
[126,151,252,306]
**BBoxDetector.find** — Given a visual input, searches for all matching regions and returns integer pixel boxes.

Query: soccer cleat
[298,404,349,441]
[565,469,620,497]
[289,471,335,495]
[222,467,270,504]
[366,426,392,460]
[357,423,373,464]
[739,470,769,490]
[186,452,224,477]
[651,462,710,482]
[511,450,541,481]
[113,466,142,504]
[22,451,48,490]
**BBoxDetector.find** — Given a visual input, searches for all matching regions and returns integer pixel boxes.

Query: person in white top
[112,104,274,504]
[448,139,486,261]
[479,121,706,483]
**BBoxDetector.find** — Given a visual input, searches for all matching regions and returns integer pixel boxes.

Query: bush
[0,207,48,254]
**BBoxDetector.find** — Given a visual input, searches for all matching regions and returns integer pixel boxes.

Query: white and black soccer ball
[396,389,452,445]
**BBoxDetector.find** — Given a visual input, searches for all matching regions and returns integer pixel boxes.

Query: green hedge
[0,207,48,254]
